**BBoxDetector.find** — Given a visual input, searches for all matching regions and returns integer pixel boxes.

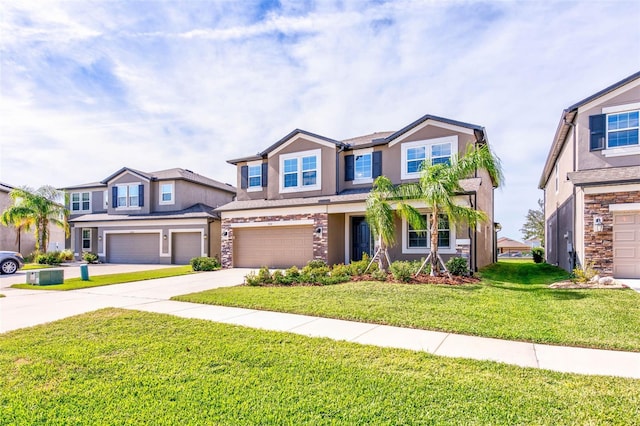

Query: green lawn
[12,266,194,291]
[1,309,638,425]
[174,261,640,351]
[21,263,55,271]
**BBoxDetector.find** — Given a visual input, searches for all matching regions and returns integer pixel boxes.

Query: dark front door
[352,217,371,261]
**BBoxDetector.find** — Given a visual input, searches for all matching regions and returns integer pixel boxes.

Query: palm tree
[400,143,504,275]
[1,186,69,253]
[0,212,34,253]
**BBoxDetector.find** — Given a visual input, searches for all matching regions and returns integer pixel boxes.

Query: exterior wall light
[593,216,604,233]
[163,234,168,240]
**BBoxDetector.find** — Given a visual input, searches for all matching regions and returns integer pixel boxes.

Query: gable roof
[538,71,640,189]
[497,237,531,250]
[383,114,486,145]
[567,165,640,187]
[0,182,14,193]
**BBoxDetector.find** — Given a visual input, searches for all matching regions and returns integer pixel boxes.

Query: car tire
[1,259,18,274]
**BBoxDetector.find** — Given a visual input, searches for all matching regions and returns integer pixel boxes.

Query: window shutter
[345,155,354,181]
[589,114,606,151]
[372,151,382,178]
[112,187,118,208]
[240,166,248,189]
[139,185,144,207]
[261,163,268,187]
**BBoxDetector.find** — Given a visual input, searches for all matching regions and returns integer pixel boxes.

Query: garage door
[613,212,640,278]
[172,232,201,264]
[106,233,160,264]
[234,226,313,268]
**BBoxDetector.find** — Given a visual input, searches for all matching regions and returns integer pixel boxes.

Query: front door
[352,217,371,262]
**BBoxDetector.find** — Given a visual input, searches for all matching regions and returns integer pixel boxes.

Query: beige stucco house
[539,71,640,278]
[218,114,500,271]
[63,168,235,264]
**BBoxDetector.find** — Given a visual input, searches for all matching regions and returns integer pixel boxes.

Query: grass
[174,261,640,352]
[21,263,55,271]
[1,309,638,425]
[12,266,194,291]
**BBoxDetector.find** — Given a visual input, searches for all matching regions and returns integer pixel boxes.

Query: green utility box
[26,269,64,285]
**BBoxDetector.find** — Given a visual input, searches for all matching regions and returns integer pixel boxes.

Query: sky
[1,0,639,241]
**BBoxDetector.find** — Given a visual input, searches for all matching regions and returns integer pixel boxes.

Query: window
[248,165,262,188]
[71,192,91,212]
[114,184,143,208]
[160,183,174,204]
[403,214,452,253]
[355,152,372,180]
[607,111,639,147]
[401,136,458,179]
[279,149,321,192]
[82,229,91,250]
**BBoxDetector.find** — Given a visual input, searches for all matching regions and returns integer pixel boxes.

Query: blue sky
[1,0,639,240]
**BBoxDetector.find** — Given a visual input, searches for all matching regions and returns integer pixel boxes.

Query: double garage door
[233,226,313,268]
[613,212,640,279]
[106,232,201,264]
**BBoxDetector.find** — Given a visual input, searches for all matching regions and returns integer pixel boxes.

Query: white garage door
[172,232,201,264]
[106,233,161,264]
[233,226,314,268]
[613,212,640,278]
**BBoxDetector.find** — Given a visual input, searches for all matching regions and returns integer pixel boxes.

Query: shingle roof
[567,165,640,186]
[70,203,218,223]
[342,131,394,146]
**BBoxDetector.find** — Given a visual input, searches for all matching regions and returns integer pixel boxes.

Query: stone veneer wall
[221,213,329,268]
[583,190,640,275]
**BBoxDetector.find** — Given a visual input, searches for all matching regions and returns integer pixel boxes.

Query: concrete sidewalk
[1,268,639,379]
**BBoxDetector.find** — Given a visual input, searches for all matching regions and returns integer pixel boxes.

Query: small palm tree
[1,186,69,253]
[0,213,34,253]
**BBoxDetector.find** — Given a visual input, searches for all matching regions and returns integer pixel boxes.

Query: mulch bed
[352,273,480,285]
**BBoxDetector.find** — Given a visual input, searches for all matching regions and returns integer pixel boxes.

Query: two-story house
[63,168,236,264]
[539,71,640,278]
[218,114,500,271]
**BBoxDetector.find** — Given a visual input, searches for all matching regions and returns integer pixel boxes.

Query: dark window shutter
[372,151,382,178]
[112,187,118,208]
[589,114,606,151]
[138,185,144,207]
[261,163,268,187]
[345,155,354,181]
[240,166,248,189]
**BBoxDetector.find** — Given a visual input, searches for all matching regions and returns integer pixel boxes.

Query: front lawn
[1,309,638,424]
[21,263,55,271]
[174,261,640,351]
[12,266,193,291]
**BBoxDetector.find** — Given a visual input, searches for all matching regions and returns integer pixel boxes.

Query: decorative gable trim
[102,168,151,185]
[268,133,339,158]
[388,119,474,147]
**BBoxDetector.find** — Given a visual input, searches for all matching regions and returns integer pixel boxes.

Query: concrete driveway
[0,267,252,333]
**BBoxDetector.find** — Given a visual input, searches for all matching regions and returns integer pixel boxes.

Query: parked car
[0,251,25,274]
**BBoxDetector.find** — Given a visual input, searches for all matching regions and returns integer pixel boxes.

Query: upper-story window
[345,149,381,184]
[248,165,262,189]
[590,105,640,155]
[160,182,174,205]
[71,192,91,213]
[280,149,321,193]
[355,152,372,180]
[113,184,143,209]
[401,136,458,179]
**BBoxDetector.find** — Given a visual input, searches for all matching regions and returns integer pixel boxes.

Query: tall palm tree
[400,143,504,275]
[1,186,69,253]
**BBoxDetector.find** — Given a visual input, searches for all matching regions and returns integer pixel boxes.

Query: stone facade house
[539,71,640,278]
[218,114,501,271]
[63,168,235,264]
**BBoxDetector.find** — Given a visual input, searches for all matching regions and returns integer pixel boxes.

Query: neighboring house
[497,237,531,255]
[63,168,236,264]
[0,182,65,255]
[524,237,542,248]
[539,71,640,278]
[218,114,500,271]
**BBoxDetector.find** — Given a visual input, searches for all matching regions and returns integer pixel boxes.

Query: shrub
[446,257,470,276]
[284,266,300,282]
[348,253,378,276]
[82,252,99,264]
[300,259,330,283]
[389,261,415,282]
[245,271,262,286]
[36,251,63,265]
[531,247,545,264]
[330,263,352,279]
[371,269,388,282]
[271,270,292,285]
[59,249,74,261]
[572,261,598,283]
[190,257,220,271]
[257,266,272,284]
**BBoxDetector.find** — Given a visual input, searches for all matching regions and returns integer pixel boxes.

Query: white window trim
[115,182,142,210]
[247,161,264,193]
[400,136,458,180]
[353,148,374,185]
[71,191,92,213]
[279,149,322,193]
[601,104,639,155]
[103,190,108,210]
[81,228,92,251]
[159,181,175,205]
[401,215,456,254]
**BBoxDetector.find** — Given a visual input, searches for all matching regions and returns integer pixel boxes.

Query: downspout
[336,145,347,195]
[563,115,577,270]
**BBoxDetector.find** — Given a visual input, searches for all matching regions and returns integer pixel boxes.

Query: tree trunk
[430,210,439,276]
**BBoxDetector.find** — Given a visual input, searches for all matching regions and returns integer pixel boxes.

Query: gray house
[539,71,640,278]
[64,168,235,264]
[218,114,500,271]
